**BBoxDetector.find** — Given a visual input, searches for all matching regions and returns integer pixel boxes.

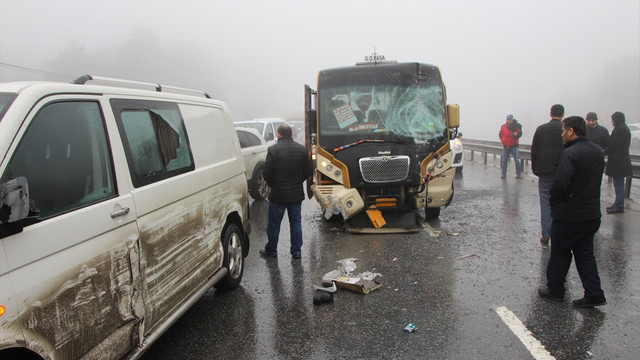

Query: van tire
[250,165,270,200]
[216,223,244,290]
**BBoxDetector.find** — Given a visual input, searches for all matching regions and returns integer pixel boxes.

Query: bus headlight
[451,138,463,152]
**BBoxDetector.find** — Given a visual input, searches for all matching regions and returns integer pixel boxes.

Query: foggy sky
[1,0,638,144]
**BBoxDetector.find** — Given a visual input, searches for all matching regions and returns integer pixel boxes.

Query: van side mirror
[0,176,30,223]
[447,104,460,129]
[1,177,40,238]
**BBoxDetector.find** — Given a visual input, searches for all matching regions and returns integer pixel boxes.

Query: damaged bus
[304,57,460,233]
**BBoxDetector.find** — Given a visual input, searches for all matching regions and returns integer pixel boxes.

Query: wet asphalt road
[141,159,639,360]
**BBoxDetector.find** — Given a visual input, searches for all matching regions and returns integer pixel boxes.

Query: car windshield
[317,64,447,151]
[0,92,18,121]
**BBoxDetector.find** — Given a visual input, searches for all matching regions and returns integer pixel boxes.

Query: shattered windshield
[317,64,447,150]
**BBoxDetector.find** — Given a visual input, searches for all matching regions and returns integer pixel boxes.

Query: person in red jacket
[499,114,523,179]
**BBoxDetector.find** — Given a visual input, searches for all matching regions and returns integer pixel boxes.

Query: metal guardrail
[461,138,639,197]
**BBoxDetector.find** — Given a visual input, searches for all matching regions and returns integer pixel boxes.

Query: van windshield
[0,93,18,121]
[237,122,265,134]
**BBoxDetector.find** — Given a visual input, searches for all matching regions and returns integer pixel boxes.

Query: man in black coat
[604,111,632,214]
[531,104,565,246]
[538,116,606,308]
[260,124,312,258]
[585,112,610,150]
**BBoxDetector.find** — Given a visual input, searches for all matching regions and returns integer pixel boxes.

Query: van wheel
[250,165,270,200]
[425,206,441,220]
[216,223,244,290]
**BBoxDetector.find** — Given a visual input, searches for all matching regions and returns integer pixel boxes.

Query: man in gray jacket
[538,116,606,307]
[531,104,565,246]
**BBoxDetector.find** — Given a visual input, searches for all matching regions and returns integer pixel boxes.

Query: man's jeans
[501,146,522,177]
[266,200,303,255]
[612,177,625,208]
[538,174,554,238]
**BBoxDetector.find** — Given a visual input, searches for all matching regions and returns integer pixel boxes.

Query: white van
[0,76,250,360]
[235,117,285,145]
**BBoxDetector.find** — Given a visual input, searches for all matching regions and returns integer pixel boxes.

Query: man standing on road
[538,116,606,308]
[499,114,523,179]
[604,111,632,214]
[260,124,312,258]
[531,104,565,246]
[585,112,610,150]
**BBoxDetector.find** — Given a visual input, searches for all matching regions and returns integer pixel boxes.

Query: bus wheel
[425,206,441,220]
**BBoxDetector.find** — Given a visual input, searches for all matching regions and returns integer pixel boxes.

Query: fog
[1,0,638,144]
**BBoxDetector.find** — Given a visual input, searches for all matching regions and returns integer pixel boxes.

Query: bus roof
[318,62,440,77]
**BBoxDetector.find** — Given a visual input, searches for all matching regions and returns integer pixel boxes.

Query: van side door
[0,97,142,359]
[109,99,220,336]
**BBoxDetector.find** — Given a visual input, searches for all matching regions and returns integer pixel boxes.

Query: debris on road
[456,253,477,259]
[404,323,417,333]
[321,258,382,295]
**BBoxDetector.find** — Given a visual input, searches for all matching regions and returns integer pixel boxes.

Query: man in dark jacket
[538,116,606,307]
[585,112,610,150]
[531,104,565,246]
[604,111,632,214]
[260,124,312,258]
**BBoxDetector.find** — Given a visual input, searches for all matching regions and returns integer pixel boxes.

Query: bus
[304,57,460,233]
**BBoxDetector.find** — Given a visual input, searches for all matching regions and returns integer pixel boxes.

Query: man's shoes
[259,249,277,257]
[572,297,606,308]
[515,175,523,180]
[606,207,624,214]
[540,236,550,246]
[292,253,301,259]
[538,286,564,302]
[501,175,506,179]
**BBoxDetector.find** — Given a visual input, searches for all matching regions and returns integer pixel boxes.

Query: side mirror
[447,104,460,129]
[0,176,30,223]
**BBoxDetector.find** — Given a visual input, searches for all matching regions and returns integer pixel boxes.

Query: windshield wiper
[333,139,390,153]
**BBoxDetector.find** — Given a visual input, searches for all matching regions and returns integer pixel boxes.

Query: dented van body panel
[0,79,249,359]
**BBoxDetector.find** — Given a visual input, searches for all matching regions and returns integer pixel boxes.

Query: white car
[236,127,270,200]
[235,118,286,145]
[450,133,464,172]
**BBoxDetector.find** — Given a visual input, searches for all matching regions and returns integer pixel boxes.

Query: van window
[111,99,194,188]
[1,101,116,218]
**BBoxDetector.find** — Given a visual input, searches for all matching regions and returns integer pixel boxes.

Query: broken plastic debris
[456,253,476,259]
[404,323,416,333]
[321,258,383,294]
[424,223,441,237]
[446,232,460,236]
[313,283,337,293]
[336,258,358,275]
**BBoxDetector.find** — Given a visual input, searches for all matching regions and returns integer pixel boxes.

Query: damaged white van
[0,76,250,359]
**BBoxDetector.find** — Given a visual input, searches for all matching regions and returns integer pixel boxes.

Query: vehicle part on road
[404,323,417,333]
[313,289,335,305]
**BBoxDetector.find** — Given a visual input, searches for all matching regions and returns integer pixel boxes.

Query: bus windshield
[317,63,447,151]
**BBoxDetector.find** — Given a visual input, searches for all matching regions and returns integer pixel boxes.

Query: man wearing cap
[498,114,523,179]
[585,112,610,150]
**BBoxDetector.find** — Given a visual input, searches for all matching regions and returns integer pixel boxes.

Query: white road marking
[495,306,555,360]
